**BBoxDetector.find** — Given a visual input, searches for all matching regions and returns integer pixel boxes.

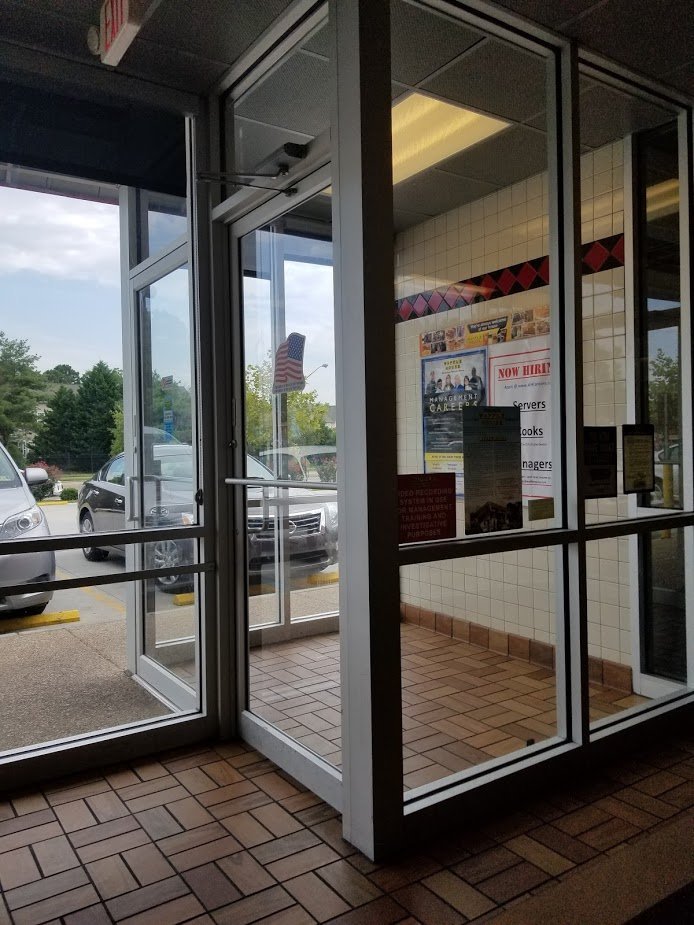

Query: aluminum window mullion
[214,0,327,98]
[2,562,210,599]
[557,41,589,746]
[419,0,561,54]
[332,0,403,860]
[681,108,694,687]
[398,528,578,565]
[578,53,693,110]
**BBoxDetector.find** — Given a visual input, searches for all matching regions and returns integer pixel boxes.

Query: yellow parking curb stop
[307,570,339,586]
[173,593,195,606]
[0,610,80,633]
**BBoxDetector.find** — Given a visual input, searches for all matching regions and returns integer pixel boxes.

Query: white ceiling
[0,1,690,228]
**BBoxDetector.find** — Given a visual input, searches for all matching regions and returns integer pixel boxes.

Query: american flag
[272,332,306,393]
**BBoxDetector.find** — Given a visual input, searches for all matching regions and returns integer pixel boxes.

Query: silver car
[0,443,55,615]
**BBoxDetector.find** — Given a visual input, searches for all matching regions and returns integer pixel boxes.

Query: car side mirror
[24,467,48,486]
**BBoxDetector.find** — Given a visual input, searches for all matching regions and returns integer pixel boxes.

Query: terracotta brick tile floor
[0,728,692,924]
[250,625,650,787]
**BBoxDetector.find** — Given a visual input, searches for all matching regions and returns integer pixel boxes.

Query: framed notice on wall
[398,473,456,544]
[623,424,655,493]
[462,406,523,535]
[584,426,617,498]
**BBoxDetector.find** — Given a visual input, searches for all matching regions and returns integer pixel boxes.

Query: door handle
[126,476,139,525]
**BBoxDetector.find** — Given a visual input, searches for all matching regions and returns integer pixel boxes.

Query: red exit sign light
[100,0,142,65]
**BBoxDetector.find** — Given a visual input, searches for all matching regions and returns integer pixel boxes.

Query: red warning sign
[398,473,456,544]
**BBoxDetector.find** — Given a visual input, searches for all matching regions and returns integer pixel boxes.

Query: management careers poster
[488,338,552,498]
[421,348,487,497]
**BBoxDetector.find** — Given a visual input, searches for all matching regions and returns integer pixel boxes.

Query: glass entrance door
[228,183,343,775]
[125,244,200,712]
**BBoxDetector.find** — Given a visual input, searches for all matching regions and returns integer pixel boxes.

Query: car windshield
[247,456,275,479]
[153,450,193,480]
[302,452,337,481]
[0,446,21,489]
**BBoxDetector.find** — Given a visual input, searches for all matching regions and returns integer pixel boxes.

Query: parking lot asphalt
[36,502,339,627]
[41,502,129,623]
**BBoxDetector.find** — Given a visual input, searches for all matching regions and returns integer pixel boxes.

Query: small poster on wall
[421,348,486,496]
[463,406,523,535]
[398,473,456,544]
[584,426,618,498]
[488,338,552,498]
[623,424,655,493]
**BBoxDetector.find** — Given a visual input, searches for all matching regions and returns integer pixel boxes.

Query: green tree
[0,331,42,459]
[43,364,80,386]
[649,349,680,445]
[31,386,79,464]
[244,353,333,457]
[147,373,193,445]
[74,361,123,470]
[245,360,274,457]
[111,402,124,455]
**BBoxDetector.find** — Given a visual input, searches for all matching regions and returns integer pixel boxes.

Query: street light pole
[305,362,328,380]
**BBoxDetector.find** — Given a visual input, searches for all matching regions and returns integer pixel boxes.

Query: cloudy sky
[0,186,123,373]
[0,186,336,403]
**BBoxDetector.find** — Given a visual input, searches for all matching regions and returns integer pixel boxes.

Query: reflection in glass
[641,530,686,682]
[392,1,556,539]
[240,189,340,768]
[142,570,197,689]
[140,190,187,261]
[637,123,682,511]
[588,529,688,730]
[231,22,330,178]
[139,266,197,518]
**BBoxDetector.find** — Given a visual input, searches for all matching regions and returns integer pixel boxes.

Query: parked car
[77,447,338,589]
[0,442,55,616]
[653,443,681,507]
[259,446,337,483]
[246,454,338,577]
[77,444,196,592]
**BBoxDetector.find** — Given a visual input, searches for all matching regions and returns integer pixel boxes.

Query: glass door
[125,243,201,712]
[228,182,344,774]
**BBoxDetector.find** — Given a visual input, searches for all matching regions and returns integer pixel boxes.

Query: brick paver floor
[250,625,650,787]
[0,727,691,924]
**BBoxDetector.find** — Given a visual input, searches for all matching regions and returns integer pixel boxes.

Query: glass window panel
[0,571,203,754]
[392,1,559,540]
[239,188,340,768]
[587,528,689,731]
[229,21,330,179]
[140,190,187,261]
[401,545,563,794]
[139,265,198,520]
[578,73,683,521]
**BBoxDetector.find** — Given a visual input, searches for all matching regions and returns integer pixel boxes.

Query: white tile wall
[396,140,633,665]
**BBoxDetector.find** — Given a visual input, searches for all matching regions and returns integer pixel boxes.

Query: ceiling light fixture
[391,92,509,185]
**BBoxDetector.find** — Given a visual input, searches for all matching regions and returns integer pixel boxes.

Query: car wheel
[15,604,48,617]
[152,539,191,593]
[80,512,109,561]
